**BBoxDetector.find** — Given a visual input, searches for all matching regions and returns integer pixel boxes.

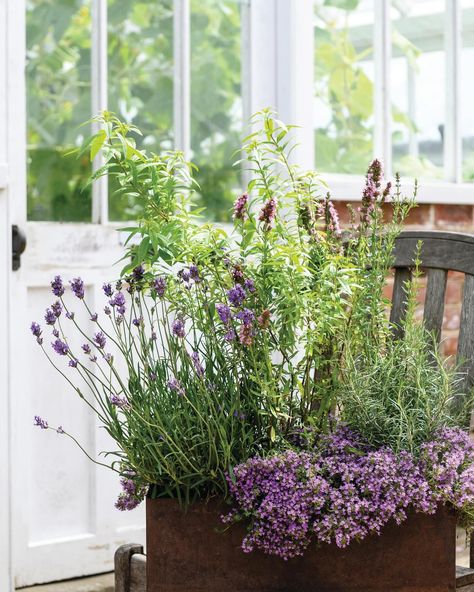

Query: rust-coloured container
[146,498,456,592]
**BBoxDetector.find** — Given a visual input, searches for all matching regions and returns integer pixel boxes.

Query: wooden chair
[115,230,474,592]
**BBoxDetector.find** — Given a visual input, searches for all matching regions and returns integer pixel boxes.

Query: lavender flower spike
[52,339,69,356]
[44,308,56,325]
[51,275,65,297]
[153,276,167,297]
[93,331,106,349]
[34,415,48,429]
[227,284,246,308]
[172,318,185,338]
[103,283,113,297]
[216,303,232,324]
[70,277,85,299]
[30,322,42,338]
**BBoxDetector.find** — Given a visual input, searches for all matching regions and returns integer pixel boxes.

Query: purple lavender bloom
[56,426,65,434]
[172,318,185,338]
[51,301,62,318]
[191,351,204,377]
[90,355,98,362]
[153,276,167,297]
[236,308,255,326]
[132,265,145,281]
[66,311,75,320]
[167,377,185,396]
[189,264,201,282]
[227,284,246,308]
[44,308,56,325]
[244,278,256,293]
[110,394,129,409]
[178,269,190,283]
[132,317,142,327]
[70,277,85,299]
[51,275,64,297]
[233,193,248,221]
[52,339,69,356]
[93,332,106,349]
[52,329,60,338]
[90,313,98,322]
[82,343,91,354]
[34,415,48,429]
[216,303,232,324]
[103,283,113,297]
[224,328,236,342]
[104,306,111,316]
[68,358,78,368]
[30,322,42,338]
[109,292,126,310]
[104,353,113,364]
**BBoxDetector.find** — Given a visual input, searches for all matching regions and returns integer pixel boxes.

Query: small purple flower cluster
[224,426,474,560]
[178,264,201,289]
[359,159,392,226]
[233,193,248,221]
[115,474,147,511]
[259,196,277,229]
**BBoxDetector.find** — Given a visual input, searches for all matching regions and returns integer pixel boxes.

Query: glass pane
[462,0,474,181]
[314,0,375,175]
[191,0,243,222]
[108,0,174,221]
[27,0,92,222]
[391,0,446,180]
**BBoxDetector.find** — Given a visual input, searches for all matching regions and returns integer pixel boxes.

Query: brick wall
[334,202,474,357]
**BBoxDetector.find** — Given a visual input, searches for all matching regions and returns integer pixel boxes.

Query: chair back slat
[457,273,474,397]
[389,267,412,338]
[423,268,448,344]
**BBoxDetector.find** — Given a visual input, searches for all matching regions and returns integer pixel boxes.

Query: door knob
[12,224,27,271]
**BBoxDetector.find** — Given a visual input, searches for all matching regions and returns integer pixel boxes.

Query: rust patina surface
[146,498,456,592]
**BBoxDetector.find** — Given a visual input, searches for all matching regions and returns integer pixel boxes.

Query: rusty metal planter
[146,498,456,592]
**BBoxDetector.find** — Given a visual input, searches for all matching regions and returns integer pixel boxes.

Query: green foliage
[26,0,242,222]
[341,256,472,455]
[35,110,425,502]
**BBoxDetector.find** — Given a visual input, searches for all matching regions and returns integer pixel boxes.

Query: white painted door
[4,0,145,587]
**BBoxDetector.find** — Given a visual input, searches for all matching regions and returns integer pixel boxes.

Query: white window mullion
[173,0,191,157]
[444,0,462,183]
[91,0,108,224]
[374,0,392,174]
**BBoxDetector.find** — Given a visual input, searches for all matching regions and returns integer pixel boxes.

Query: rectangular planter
[146,498,456,592]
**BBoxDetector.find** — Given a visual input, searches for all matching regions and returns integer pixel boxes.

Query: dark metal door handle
[12,225,27,271]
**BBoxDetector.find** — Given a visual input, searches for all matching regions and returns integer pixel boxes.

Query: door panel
[12,224,145,587]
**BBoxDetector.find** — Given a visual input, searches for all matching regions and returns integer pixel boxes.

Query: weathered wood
[394,231,474,275]
[130,554,147,592]
[458,274,474,398]
[457,566,474,587]
[389,267,412,338]
[115,543,144,592]
[423,268,448,344]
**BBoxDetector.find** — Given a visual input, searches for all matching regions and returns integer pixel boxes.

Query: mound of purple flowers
[223,426,474,560]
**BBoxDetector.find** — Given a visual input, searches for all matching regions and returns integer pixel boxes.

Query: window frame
[89,0,474,226]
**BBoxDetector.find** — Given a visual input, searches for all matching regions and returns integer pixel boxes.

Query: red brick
[403,204,433,227]
[445,277,463,304]
[333,201,359,226]
[441,335,458,358]
[443,311,460,331]
[434,205,473,228]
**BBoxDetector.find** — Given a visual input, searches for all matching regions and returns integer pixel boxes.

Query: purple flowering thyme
[52,339,69,356]
[70,277,85,299]
[233,192,248,221]
[51,275,65,297]
[227,284,246,308]
[216,303,232,324]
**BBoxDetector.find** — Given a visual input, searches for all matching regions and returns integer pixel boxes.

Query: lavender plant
[31,109,474,554]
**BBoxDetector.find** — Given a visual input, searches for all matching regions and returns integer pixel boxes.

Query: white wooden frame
[0,0,11,587]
